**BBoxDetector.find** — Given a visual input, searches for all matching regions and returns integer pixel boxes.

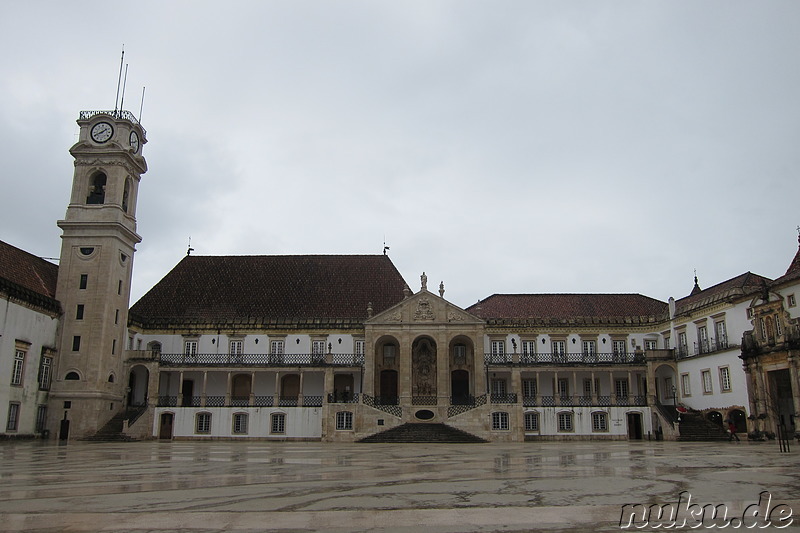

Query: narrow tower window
[86,172,107,204]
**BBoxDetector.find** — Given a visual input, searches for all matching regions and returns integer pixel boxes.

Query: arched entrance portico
[127,365,149,407]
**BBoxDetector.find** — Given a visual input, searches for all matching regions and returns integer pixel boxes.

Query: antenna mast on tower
[114,46,124,115]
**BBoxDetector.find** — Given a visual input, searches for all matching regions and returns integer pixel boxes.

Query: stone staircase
[676,412,730,442]
[358,423,487,443]
[82,407,145,442]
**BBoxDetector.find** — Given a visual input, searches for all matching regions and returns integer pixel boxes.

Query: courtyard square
[0,439,798,532]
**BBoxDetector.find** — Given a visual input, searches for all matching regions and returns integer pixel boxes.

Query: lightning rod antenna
[114,46,124,114]
[139,86,146,123]
[119,63,129,114]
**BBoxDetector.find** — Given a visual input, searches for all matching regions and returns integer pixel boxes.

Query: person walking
[727,419,740,442]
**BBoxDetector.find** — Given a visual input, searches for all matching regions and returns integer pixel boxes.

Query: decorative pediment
[367,289,484,326]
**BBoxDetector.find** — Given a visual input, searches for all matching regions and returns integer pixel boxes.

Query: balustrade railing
[484,352,646,365]
[328,392,360,404]
[253,395,274,407]
[230,396,250,407]
[279,396,298,407]
[678,336,734,359]
[412,396,437,406]
[158,395,177,407]
[303,395,324,407]
[362,394,402,417]
[157,352,363,367]
[205,395,225,407]
[490,393,518,404]
[447,393,486,417]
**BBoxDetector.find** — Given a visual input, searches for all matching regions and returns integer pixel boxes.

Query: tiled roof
[129,254,408,328]
[0,239,60,313]
[674,272,771,315]
[466,293,668,325]
[771,238,800,287]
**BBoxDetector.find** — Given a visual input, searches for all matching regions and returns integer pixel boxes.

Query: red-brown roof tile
[466,293,667,324]
[771,237,800,287]
[674,272,771,315]
[0,239,60,313]
[129,254,408,328]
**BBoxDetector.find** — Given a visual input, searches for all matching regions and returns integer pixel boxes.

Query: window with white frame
[664,336,670,349]
[697,325,708,352]
[644,339,657,351]
[232,413,248,434]
[271,413,286,434]
[678,332,687,354]
[552,340,566,356]
[615,379,629,398]
[719,367,732,392]
[522,379,537,398]
[6,403,20,431]
[453,343,467,365]
[354,340,365,356]
[701,370,713,394]
[521,340,536,355]
[336,411,353,430]
[270,340,284,355]
[11,350,25,386]
[789,294,797,308]
[184,340,198,356]
[557,378,569,397]
[591,412,608,432]
[382,343,397,364]
[583,378,599,396]
[35,405,47,433]
[681,373,691,397]
[229,340,243,356]
[492,411,509,430]
[491,379,507,396]
[524,412,539,431]
[582,340,597,355]
[612,340,626,355]
[195,412,211,434]
[715,321,727,346]
[557,411,573,432]
[312,340,326,355]
[491,340,505,356]
[38,356,52,391]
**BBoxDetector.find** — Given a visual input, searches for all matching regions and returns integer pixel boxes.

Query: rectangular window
[229,340,243,355]
[522,379,537,397]
[312,340,326,355]
[524,412,539,431]
[582,340,596,355]
[552,340,566,355]
[117,280,122,295]
[715,321,727,347]
[557,378,569,397]
[38,356,52,390]
[232,413,248,434]
[697,325,708,352]
[789,294,797,307]
[72,336,81,351]
[719,367,732,392]
[79,274,88,289]
[702,370,713,394]
[354,340,365,356]
[184,340,198,356]
[612,340,626,355]
[521,340,536,355]
[775,315,783,337]
[583,378,595,396]
[112,338,116,355]
[11,350,25,386]
[491,340,505,355]
[664,336,670,349]
[195,412,211,434]
[491,379,507,396]
[492,412,509,430]
[6,403,20,431]
[76,304,84,320]
[270,340,284,355]
[271,413,286,434]
[335,411,353,430]
[557,412,573,432]
[681,373,691,397]
[644,339,657,351]
[114,309,119,325]
[592,412,608,432]
[36,405,47,433]
[615,379,629,398]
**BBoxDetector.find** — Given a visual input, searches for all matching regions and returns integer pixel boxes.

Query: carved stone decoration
[421,271,427,291]
[412,337,437,396]
[447,311,465,322]
[384,311,402,322]
[414,297,435,321]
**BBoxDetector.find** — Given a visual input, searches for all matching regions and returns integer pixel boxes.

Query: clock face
[129,131,140,153]
[91,122,114,143]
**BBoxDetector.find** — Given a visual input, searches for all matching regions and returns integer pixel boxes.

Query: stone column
[201,371,208,407]
[225,371,232,406]
[787,352,800,422]
[274,372,281,406]
[298,370,305,407]
[249,371,256,406]
[177,370,185,407]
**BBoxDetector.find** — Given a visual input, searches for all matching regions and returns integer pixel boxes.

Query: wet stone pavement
[0,440,798,532]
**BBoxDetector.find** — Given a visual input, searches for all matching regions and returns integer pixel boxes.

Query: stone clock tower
[48,110,147,440]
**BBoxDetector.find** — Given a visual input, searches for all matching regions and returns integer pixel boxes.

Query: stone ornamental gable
[366,289,484,326]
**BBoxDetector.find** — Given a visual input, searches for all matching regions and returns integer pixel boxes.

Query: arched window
[107,373,115,383]
[86,172,107,204]
[65,371,80,381]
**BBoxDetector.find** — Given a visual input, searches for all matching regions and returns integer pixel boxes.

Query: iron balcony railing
[156,352,365,367]
[520,395,646,408]
[485,352,646,365]
[676,336,736,359]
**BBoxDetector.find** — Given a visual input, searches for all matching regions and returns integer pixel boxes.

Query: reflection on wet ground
[0,440,798,532]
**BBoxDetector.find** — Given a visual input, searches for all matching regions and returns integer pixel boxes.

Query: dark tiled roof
[466,293,668,325]
[129,254,408,328]
[771,238,800,287]
[0,239,60,314]
[674,272,771,315]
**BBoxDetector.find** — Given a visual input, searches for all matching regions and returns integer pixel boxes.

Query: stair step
[358,423,487,443]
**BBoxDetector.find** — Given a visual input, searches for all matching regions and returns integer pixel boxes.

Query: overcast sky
[2,2,799,310]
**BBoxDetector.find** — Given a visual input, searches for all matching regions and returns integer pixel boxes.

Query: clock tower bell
[48,110,147,439]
